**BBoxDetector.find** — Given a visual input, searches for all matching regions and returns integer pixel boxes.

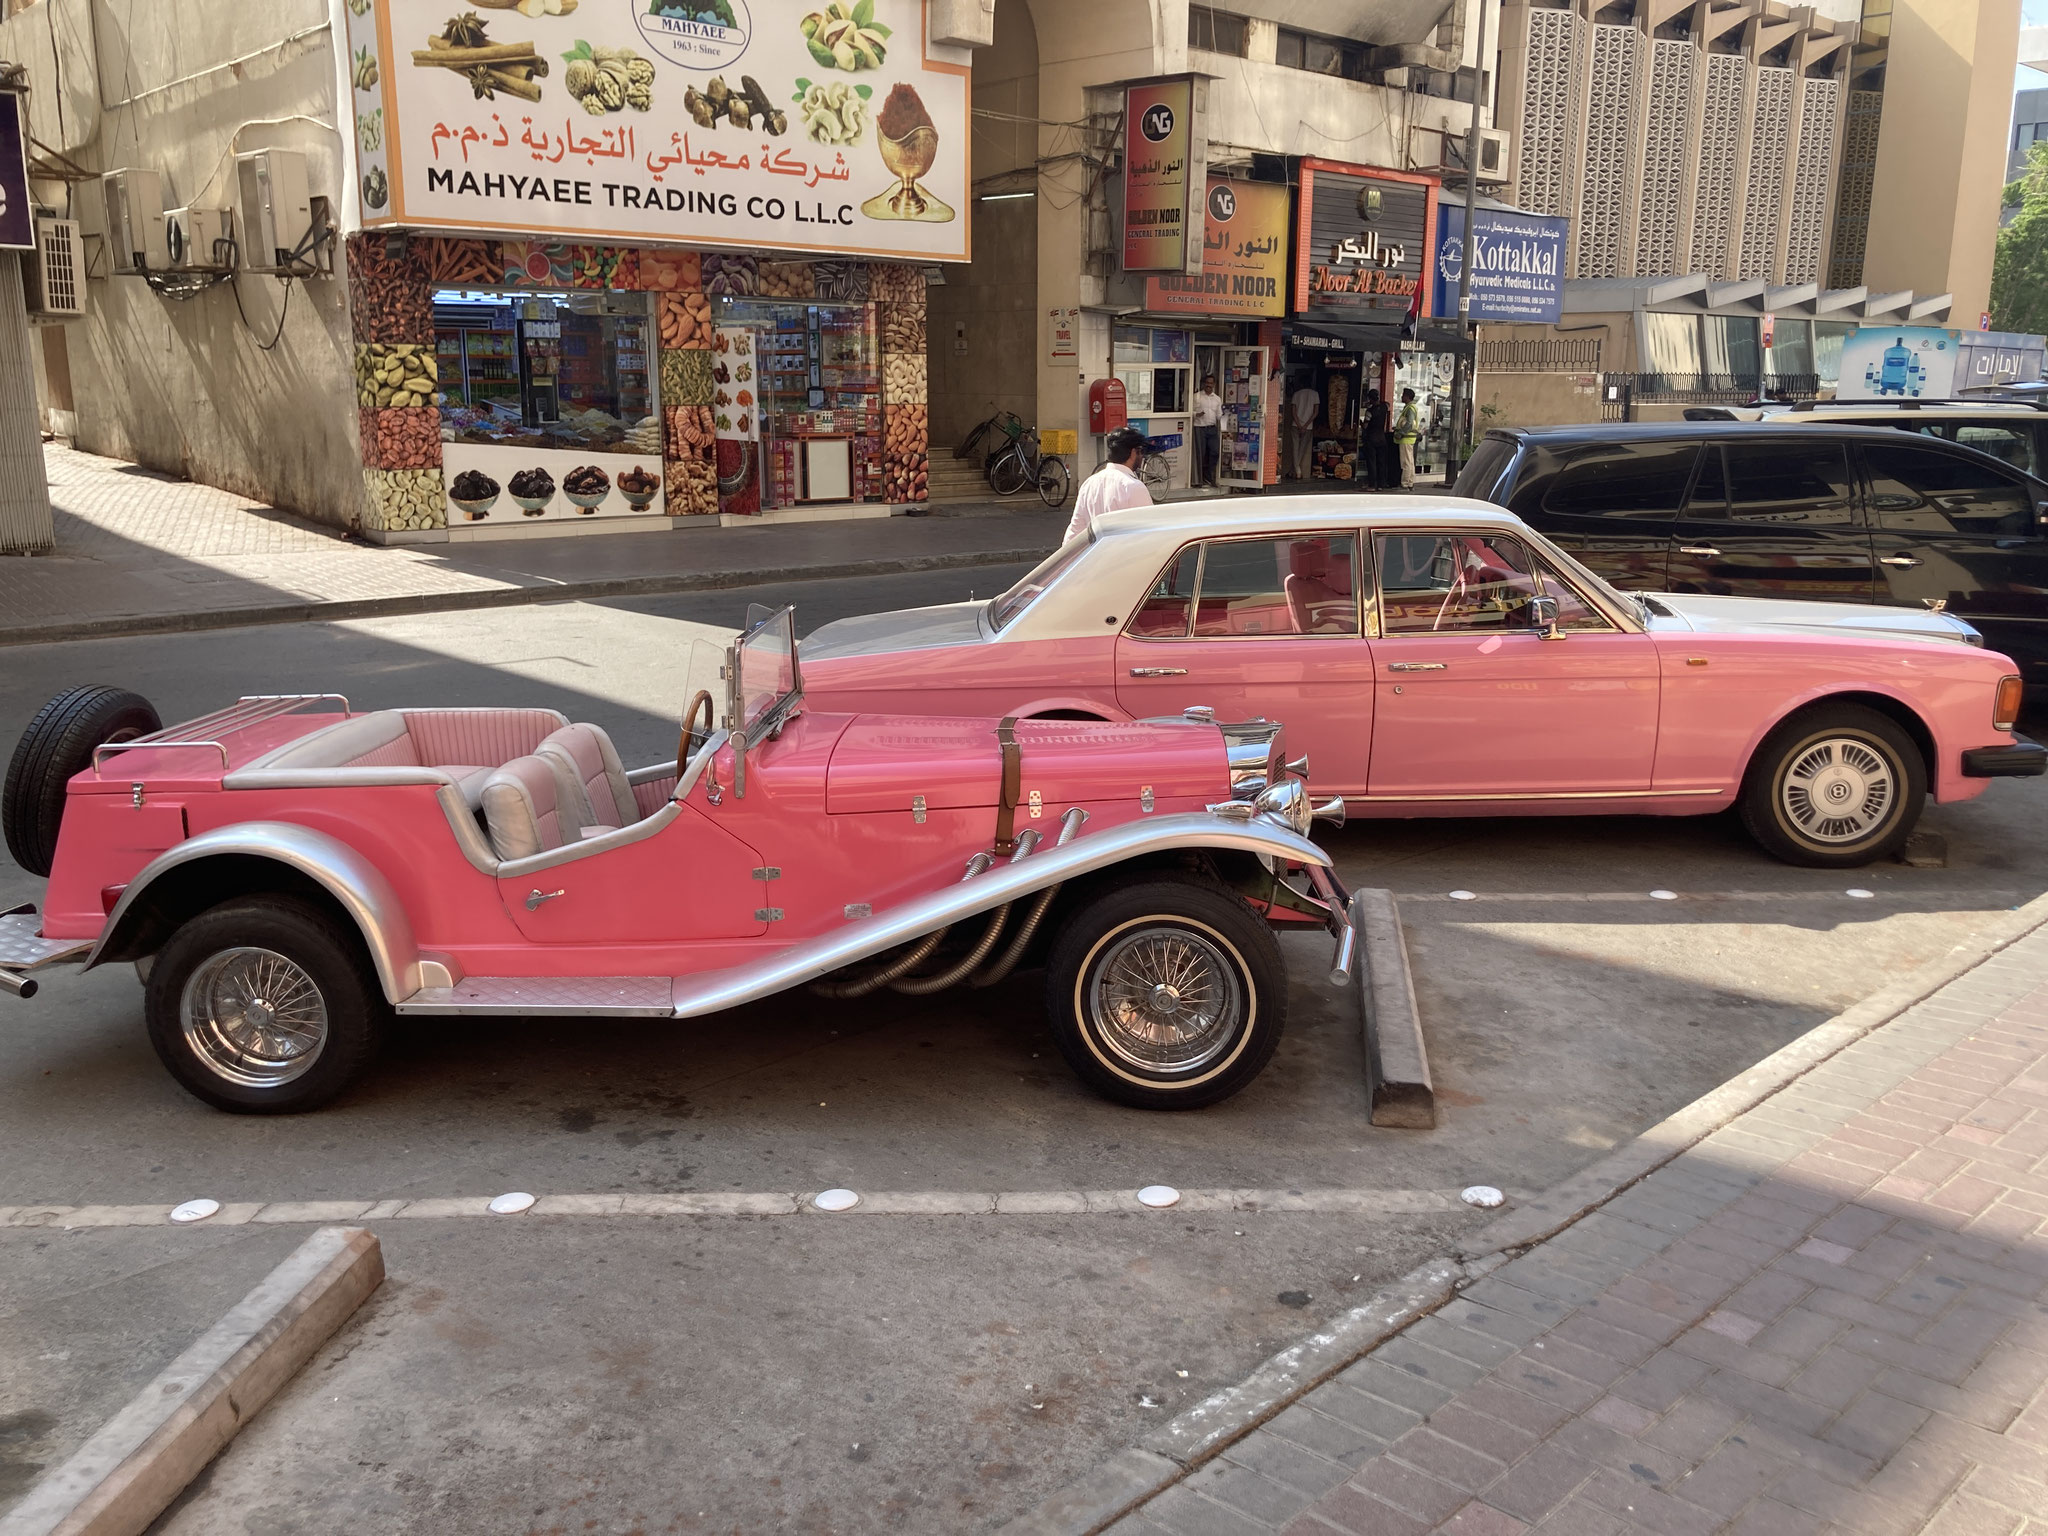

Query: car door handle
[1678,545,1721,557]
[525,888,566,911]
[1878,555,1923,568]
[1128,667,1188,677]
[1387,662,1447,672]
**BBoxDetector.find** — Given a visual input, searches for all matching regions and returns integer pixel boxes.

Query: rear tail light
[100,884,127,914]
[1994,675,2023,733]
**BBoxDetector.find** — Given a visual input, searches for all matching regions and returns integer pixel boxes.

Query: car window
[1703,442,1857,526]
[1185,535,1360,638]
[1452,437,1518,503]
[1378,533,1606,635]
[1540,442,1698,519]
[1127,546,1200,638]
[989,536,1092,631]
[1861,442,2034,537]
[1904,422,2040,477]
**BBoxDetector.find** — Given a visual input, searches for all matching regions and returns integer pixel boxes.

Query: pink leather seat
[536,724,637,830]
[1283,539,1354,633]
[478,755,579,862]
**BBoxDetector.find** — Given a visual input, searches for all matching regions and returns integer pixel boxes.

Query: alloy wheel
[1779,735,1896,844]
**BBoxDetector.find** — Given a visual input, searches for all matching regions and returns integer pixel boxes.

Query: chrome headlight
[1253,778,1312,835]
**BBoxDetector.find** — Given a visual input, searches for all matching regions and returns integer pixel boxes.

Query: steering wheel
[676,690,716,780]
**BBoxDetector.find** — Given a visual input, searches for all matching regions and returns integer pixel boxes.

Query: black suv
[1456,422,2048,682]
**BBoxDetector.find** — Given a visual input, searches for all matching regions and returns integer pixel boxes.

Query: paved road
[3,567,2044,1531]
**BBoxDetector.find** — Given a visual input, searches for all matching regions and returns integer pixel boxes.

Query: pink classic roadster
[0,608,1348,1113]
[799,501,2043,868]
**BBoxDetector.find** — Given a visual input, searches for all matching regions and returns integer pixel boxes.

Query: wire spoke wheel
[179,946,330,1088]
[1086,925,1242,1074]
[1036,456,1071,508]
[989,450,1029,496]
[1779,736,1895,844]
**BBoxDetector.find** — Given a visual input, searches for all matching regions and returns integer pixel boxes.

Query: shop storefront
[338,0,959,541]
[1285,159,1464,483]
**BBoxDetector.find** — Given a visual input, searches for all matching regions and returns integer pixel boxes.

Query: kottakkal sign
[343,0,969,262]
[1145,178,1288,317]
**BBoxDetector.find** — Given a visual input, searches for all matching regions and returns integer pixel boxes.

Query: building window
[1702,315,1762,386]
[1640,312,1702,379]
[1188,6,1248,57]
[1276,26,1365,80]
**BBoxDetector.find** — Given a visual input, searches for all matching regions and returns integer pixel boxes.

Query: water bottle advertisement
[1836,326,1958,401]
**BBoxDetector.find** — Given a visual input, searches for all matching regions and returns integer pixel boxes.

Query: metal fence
[1595,372,1821,420]
[1475,336,1604,374]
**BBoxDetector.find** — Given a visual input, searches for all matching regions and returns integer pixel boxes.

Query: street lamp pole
[1445,0,1491,485]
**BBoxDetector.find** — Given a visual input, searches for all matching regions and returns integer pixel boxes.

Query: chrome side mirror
[1527,594,1563,640]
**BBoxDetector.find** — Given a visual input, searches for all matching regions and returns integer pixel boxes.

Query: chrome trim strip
[1350,787,1727,803]
[496,800,686,878]
[87,822,422,1001]
[667,814,1333,1020]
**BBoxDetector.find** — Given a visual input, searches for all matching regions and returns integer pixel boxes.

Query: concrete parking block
[1357,890,1435,1129]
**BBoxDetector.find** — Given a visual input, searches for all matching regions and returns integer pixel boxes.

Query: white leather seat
[536,724,638,831]
[478,754,581,862]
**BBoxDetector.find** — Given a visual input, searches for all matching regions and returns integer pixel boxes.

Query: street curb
[0,1227,383,1536]
[1358,890,1434,1128]
[999,890,2048,1535]
[0,546,1052,648]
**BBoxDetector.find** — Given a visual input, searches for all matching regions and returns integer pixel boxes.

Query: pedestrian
[1065,425,1153,543]
[1192,373,1223,489]
[1360,388,1389,490]
[1288,377,1320,480]
[1394,387,1421,490]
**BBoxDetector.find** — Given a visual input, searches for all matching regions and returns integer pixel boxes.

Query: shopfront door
[1219,346,1270,491]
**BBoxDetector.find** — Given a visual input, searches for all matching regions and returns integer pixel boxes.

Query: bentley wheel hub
[1781,736,1895,844]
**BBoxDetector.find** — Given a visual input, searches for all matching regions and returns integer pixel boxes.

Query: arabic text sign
[1122,79,1193,273]
[1429,204,1565,323]
[1145,178,1287,317]
[1294,162,1432,317]
[355,0,968,262]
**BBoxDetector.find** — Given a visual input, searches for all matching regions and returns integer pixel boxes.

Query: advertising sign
[1429,204,1565,324]
[1121,78,1201,273]
[1292,160,1435,319]
[1145,178,1287,317]
[1048,306,1078,360]
[344,0,969,262]
[1837,327,1958,401]
[0,92,31,252]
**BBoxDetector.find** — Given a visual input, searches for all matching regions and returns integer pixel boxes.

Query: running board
[397,976,674,1017]
[0,908,94,971]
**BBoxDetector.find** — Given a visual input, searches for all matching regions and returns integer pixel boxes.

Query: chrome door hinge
[911,794,927,824]
[843,903,872,920]
[1027,789,1042,819]
[752,867,782,880]
[131,783,145,808]
[1140,785,1155,813]
[755,907,784,922]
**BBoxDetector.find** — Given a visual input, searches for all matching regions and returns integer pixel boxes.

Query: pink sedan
[799,501,2044,867]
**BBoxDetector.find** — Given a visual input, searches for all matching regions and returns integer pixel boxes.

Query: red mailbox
[1087,377,1128,434]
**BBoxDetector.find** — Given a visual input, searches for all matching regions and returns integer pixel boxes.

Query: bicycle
[1138,438,1174,494]
[986,425,1072,508]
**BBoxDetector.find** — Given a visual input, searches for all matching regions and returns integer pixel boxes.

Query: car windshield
[989,534,1093,632]
[1529,532,1648,625]
[732,605,800,741]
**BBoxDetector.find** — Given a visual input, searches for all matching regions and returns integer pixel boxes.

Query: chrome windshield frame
[725,605,804,798]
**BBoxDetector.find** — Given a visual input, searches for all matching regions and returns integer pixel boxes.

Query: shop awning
[1288,319,1474,358]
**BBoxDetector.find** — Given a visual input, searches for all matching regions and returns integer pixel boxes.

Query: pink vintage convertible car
[800,501,2043,868]
[0,608,1348,1113]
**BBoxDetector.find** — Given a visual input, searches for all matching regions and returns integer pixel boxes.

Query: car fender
[1011,695,1129,722]
[668,811,1332,1019]
[1732,678,1938,788]
[87,822,422,1002]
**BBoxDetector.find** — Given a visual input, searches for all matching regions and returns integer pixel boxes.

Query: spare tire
[4,686,161,877]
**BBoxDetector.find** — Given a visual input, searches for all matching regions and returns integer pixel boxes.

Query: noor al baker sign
[1430,205,1567,324]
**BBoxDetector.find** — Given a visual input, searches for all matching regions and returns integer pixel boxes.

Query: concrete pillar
[0,252,53,554]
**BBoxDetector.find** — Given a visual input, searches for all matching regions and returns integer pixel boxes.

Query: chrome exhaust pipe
[1329,923,1358,987]
[0,970,37,1000]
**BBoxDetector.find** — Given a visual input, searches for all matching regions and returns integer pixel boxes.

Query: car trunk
[823,716,1223,815]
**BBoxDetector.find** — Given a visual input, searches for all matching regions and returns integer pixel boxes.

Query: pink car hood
[823,715,1222,815]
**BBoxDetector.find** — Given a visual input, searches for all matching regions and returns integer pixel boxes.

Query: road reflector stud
[1461,1185,1505,1208]
[1137,1185,1180,1208]
[814,1188,859,1212]
[487,1192,535,1215]
[169,1198,220,1224]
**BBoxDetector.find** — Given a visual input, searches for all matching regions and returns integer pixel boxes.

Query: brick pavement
[1103,927,2048,1536]
[0,444,1060,643]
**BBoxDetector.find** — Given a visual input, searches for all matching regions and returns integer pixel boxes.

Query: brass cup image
[863,122,954,223]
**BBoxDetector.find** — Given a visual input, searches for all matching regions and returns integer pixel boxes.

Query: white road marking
[1401,888,2029,904]
[0,1186,1516,1231]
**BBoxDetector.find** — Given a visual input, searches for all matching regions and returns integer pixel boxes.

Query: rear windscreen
[1452,437,1518,503]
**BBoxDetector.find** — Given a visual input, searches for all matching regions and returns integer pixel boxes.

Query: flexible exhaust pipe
[970,884,1061,988]
[890,903,1013,995]
[809,928,950,999]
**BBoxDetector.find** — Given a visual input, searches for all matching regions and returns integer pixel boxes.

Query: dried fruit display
[801,2,891,70]
[811,261,871,302]
[360,406,443,470]
[509,467,556,498]
[884,403,928,503]
[658,290,713,350]
[640,249,701,291]
[879,302,925,354]
[449,469,499,500]
[869,262,924,304]
[347,236,432,344]
[701,252,758,295]
[355,344,437,409]
[756,261,814,298]
[882,351,925,405]
[363,468,447,533]
[794,78,870,145]
[422,238,503,286]
[661,348,715,406]
[665,405,717,515]
[563,42,653,115]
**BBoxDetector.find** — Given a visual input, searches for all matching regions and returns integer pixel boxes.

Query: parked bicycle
[987,420,1072,508]
[1138,437,1174,494]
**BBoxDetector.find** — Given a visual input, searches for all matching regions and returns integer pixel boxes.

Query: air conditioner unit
[164,206,234,272]
[23,218,87,319]
[1474,126,1511,183]
[1423,126,1513,185]
[235,149,314,274]
[102,168,169,274]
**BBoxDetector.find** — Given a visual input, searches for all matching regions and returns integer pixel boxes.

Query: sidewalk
[0,445,1064,646]
[1069,920,2048,1536]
